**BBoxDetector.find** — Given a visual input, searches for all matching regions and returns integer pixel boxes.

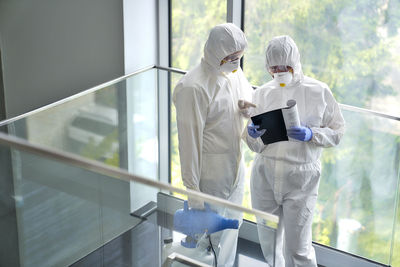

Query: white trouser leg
[251,157,285,267]
[281,162,320,267]
[209,227,239,267]
[256,213,285,267]
[282,197,317,267]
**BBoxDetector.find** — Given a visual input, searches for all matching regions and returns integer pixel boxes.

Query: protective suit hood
[265,35,304,85]
[203,23,247,72]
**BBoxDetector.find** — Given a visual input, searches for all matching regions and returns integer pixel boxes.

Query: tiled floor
[235,238,268,266]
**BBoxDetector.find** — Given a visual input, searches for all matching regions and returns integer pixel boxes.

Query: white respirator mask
[220,59,240,73]
[273,71,293,87]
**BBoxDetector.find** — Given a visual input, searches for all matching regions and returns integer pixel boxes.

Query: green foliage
[244,0,400,106]
[171,0,227,70]
[81,130,119,166]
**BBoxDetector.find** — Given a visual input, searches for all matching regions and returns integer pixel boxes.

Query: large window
[169,0,400,265]
[244,0,400,117]
[171,0,227,70]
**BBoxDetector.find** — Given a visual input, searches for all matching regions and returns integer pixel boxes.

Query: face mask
[273,71,293,87]
[220,59,240,73]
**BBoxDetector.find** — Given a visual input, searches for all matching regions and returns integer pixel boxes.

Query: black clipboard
[251,108,288,145]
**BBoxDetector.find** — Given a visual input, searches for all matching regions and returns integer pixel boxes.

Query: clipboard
[251,108,288,145]
[250,99,300,145]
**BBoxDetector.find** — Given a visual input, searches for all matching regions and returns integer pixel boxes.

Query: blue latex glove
[247,122,266,138]
[174,201,239,248]
[287,126,313,142]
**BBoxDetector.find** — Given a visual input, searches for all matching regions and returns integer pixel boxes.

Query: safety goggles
[269,65,293,73]
[221,51,244,64]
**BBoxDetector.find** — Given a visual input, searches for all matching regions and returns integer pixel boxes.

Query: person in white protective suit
[243,35,345,267]
[172,23,253,267]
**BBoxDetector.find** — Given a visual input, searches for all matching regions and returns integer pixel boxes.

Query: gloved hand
[247,122,266,138]
[238,100,257,118]
[287,126,313,142]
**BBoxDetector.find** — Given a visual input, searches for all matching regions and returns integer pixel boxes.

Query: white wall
[0,0,125,118]
[123,0,157,74]
[122,0,158,211]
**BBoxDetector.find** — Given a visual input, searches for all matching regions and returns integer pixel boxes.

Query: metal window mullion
[227,0,245,70]
[157,0,169,67]
[227,0,243,29]
[157,0,170,185]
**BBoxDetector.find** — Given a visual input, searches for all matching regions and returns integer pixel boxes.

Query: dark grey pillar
[0,142,20,266]
[0,48,23,265]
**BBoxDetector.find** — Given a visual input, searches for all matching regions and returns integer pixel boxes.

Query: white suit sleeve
[310,89,345,147]
[242,119,266,153]
[173,85,208,192]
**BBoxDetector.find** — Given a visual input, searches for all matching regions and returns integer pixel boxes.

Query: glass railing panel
[0,68,159,218]
[314,109,400,264]
[125,69,158,180]
[2,65,399,265]
[0,134,278,267]
[2,85,122,158]
[168,64,400,265]
[168,66,400,265]
[158,194,277,267]
[124,69,159,212]
[0,69,159,180]
[0,141,140,267]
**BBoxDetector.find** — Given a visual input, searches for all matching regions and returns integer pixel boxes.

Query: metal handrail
[156,65,187,75]
[339,104,400,121]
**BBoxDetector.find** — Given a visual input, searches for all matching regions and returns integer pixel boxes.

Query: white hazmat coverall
[172,23,253,267]
[243,35,345,267]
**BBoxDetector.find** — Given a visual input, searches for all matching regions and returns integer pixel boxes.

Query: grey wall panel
[0,144,20,267]
[0,0,124,118]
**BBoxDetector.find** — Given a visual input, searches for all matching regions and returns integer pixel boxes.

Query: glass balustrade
[0,136,277,267]
[168,69,400,265]
[0,69,158,179]
[314,108,400,265]
[0,66,278,267]
[1,66,399,266]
